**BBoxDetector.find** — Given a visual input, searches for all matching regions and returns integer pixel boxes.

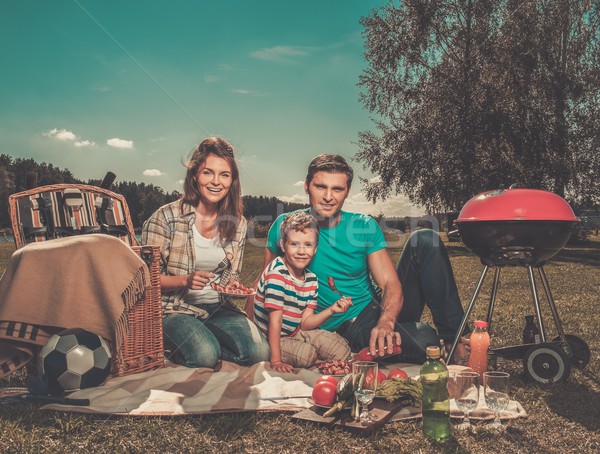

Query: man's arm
[367,248,403,356]
[243,248,277,318]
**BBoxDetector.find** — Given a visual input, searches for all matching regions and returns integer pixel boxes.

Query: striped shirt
[254,257,318,337]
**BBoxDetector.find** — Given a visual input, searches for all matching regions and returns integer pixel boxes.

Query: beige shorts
[280,329,351,368]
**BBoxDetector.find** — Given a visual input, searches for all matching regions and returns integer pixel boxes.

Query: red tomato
[312,381,337,407]
[365,369,386,387]
[387,369,409,380]
[316,375,339,387]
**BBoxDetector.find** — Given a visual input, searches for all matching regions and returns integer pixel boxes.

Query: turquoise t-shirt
[267,210,387,330]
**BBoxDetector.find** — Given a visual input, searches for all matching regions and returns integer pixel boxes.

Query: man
[246,155,468,364]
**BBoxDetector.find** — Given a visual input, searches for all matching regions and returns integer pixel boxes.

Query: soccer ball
[39,328,112,395]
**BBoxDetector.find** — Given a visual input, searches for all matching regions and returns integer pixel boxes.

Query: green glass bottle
[421,346,451,442]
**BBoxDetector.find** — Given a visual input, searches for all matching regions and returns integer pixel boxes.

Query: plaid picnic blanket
[39,361,527,422]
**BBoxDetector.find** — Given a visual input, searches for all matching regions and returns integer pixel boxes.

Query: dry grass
[1,236,599,453]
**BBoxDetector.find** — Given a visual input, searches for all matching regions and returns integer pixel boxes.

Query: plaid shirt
[141,199,247,317]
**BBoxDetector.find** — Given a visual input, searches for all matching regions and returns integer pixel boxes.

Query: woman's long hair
[181,137,243,243]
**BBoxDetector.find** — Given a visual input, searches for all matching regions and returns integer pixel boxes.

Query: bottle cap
[426,346,441,358]
[474,320,488,328]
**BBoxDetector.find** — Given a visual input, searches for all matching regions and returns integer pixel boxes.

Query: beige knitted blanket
[0,234,149,377]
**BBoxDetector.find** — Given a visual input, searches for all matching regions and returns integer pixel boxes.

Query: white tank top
[184,225,226,305]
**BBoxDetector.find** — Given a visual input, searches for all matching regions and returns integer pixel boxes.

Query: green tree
[357,0,599,213]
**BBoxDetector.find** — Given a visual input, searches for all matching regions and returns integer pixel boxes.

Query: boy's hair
[305,154,354,188]
[280,212,319,243]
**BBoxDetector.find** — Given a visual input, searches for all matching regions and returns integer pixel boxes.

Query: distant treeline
[0,155,308,230]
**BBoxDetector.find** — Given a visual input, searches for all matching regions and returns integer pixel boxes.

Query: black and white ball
[39,328,112,395]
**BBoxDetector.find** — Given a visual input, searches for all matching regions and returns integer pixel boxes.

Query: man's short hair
[280,212,319,243]
[305,154,354,188]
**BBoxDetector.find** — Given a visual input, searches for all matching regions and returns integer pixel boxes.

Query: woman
[142,137,270,368]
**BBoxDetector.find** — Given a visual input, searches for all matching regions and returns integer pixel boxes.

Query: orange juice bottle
[467,320,490,377]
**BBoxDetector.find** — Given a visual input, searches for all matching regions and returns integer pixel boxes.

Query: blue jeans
[163,304,270,368]
[397,229,469,342]
[341,229,468,363]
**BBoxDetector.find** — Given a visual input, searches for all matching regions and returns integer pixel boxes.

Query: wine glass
[483,371,510,430]
[452,371,480,430]
[352,361,379,426]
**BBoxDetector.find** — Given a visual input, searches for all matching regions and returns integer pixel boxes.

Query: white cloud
[204,75,219,83]
[176,179,184,186]
[91,85,111,92]
[107,138,134,149]
[74,140,95,147]
[250,45,311,63]
[43,128,76,141]
[277,194,308,204]
[230,88,258,95]
[143,169,165,177]
[293,180,305,187]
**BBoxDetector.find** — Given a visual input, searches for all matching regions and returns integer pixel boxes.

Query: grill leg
[538,266,571,356]
[447,266,490,364]
[486,267,501,333]
[527,266,547,342]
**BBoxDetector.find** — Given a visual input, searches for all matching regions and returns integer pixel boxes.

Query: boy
[253,212,351,372]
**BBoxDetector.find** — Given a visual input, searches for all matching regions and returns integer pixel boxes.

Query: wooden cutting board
[292,398,419,435]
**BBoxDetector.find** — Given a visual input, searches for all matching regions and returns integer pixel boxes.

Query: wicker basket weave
[115,245,164,377]
[8,184,164,378]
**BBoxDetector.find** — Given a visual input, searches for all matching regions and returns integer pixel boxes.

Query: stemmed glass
[452,371,480,430]
[483,371,510,430]
[352,361,379,426]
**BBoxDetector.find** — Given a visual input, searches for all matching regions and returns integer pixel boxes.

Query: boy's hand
[270,360,294,373]
[331,297,352,314]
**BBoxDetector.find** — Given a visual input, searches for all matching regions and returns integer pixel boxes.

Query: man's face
[304,171,350,221]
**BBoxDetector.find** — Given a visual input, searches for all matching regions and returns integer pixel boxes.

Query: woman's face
[195,154,233,206]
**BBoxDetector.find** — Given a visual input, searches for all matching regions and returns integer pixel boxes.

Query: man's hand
[369,317,401,357]
[270,360,294,373]
[330,297,352,314]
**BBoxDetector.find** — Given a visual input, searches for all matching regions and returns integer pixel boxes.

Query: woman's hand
[270,360,294,373]
[186,270,215,290]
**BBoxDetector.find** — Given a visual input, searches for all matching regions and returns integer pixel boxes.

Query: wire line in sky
[72,0,262,187]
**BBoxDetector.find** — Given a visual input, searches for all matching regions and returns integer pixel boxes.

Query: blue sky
[0,0,421,217]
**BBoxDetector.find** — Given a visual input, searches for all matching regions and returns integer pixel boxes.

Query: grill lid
[456,188,578,223]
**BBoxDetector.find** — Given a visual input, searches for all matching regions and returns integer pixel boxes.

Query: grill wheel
[523,343,571,384]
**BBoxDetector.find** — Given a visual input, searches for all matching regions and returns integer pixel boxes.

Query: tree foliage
[357,0,599,213]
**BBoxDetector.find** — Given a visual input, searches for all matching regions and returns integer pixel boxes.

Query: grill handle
[448,229,461,242]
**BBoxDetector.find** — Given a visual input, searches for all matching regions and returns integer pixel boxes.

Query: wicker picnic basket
[8,183,164,378]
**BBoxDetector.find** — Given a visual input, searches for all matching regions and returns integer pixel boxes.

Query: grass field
[1,235,599,453]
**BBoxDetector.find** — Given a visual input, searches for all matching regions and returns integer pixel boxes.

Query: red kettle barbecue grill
[446,186,590,383]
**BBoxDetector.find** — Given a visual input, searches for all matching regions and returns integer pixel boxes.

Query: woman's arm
[160,271,215,291]
[267,310,294,373]
[142,206,214,292]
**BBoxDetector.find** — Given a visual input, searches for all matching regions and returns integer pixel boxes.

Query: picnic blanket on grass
[38,361,527,423]
[0,235,149,378]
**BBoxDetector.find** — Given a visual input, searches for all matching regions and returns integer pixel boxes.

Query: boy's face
[280,228,318,272]
[304,171,350,221]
